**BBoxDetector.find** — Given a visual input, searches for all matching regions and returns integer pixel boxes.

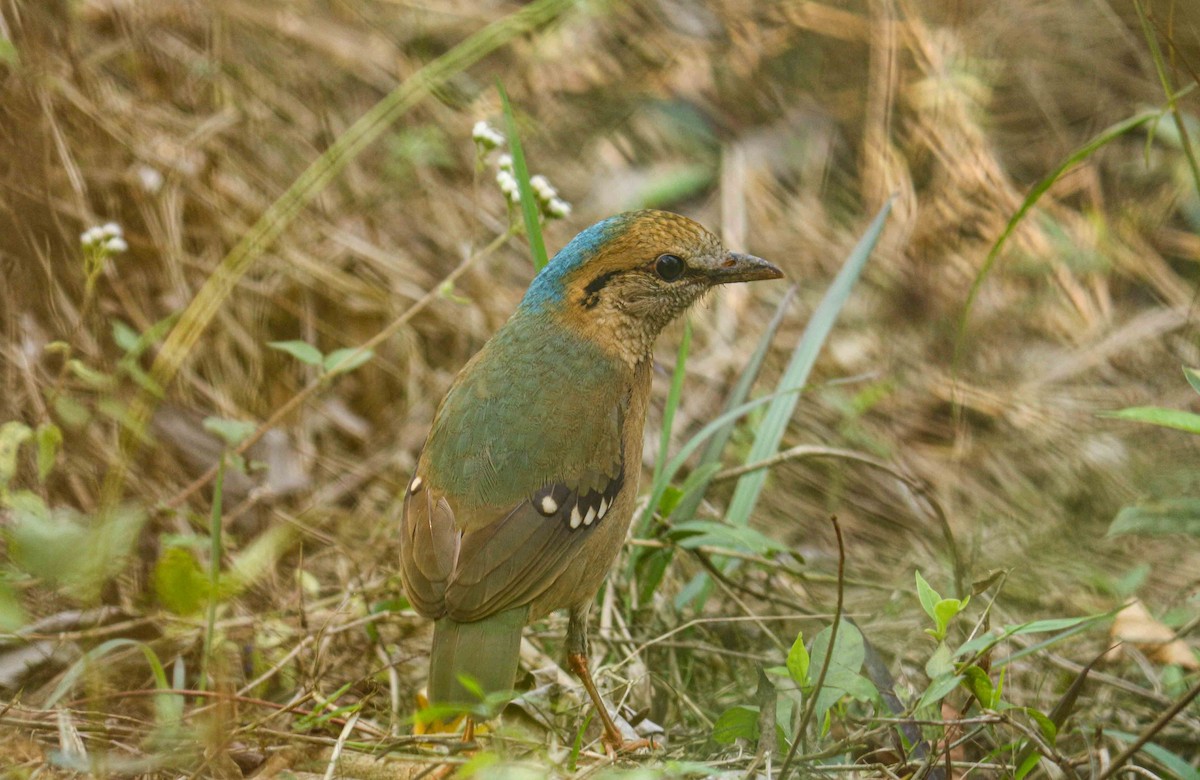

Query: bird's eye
[654,254,686,281]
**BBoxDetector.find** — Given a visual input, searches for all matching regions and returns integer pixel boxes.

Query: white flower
[136,165,164,194]
[529,174,558,202]
[471,120,505,150]
[546,197,572,219]
[105,236,128,253]
[496,154,513,172]
[495,169,518,196]
[101,222,122,238]
[80,227,104,247]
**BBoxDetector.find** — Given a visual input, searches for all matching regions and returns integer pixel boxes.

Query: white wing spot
[583,505,597,526]
[570,505,583,529]
[597,497,608,519]
[409,476,423,493]
[541,495,559,515]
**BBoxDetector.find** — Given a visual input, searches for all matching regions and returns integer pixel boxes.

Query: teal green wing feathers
[399,315,629,624]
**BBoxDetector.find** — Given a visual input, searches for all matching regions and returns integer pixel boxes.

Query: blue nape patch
[521,215,629,310]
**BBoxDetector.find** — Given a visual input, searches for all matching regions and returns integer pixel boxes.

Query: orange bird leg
[566,607,654,754]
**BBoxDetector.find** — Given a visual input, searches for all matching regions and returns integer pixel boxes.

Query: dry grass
[1,0,1199,777]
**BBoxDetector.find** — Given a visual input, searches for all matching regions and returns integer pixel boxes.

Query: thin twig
[1094,676,1200,780]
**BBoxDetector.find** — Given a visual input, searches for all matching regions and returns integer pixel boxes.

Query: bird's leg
[566,605,653,754]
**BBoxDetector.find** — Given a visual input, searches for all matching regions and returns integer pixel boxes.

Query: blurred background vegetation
[0,0,1198,777]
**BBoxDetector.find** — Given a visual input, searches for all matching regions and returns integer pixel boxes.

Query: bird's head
[520,210,783,366]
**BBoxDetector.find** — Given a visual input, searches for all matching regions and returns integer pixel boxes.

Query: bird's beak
[705,252,784,285]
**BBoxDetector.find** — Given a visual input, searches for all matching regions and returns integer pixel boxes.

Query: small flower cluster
[473,121,571,221]
[80,222,128,254]
[471,120,506,151]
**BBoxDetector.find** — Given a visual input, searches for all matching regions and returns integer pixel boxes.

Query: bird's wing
[400,448,626,622]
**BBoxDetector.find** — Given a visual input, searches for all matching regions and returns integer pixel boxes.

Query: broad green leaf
[112,319,141,353]
[925,641,954,679]
[916,673,964,710]
[0,421,32,491]
[323,347,374,375]
[1022,706,1057,744]
[153,547,209,615]
[915,570,940,622]
[711,705,759,744]
[724,199,892,528]
[955,614,1105,659]
[1108,499,1200,538]
[1100,406,1200,435]
[35,422,62,482]
[807,622,876,725]
[934,596,969,636]
[203,417,257,448]
[786,631,809,686]
[268,339,324,366]
[1013,753,1042,780]
[963,665,998,709]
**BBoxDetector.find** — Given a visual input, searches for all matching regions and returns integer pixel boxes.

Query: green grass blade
[653,319,691,489]
[1099,406,1200,435]
[498,81,549,270]
[954,107,1161,363]
[723,198,893,528]
[669,286,796,526]
[636,382,809,536]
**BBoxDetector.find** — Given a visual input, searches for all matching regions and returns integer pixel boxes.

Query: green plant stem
[100,0,575,512]
[779,515,846,780]
[200,455,225,694]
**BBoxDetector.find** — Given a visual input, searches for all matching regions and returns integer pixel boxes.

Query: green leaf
[724,199,891,528]
[203,417,257,448]
[808,622,876,725]
[1022,707,1057,744]
[1108,499,1200,537]
[963,665,998,709]
[916,673,964,711]
[1107,730,1200,780]
[925,641,954,679]
[668,287,795,528]
[0,580,26,631]
[653,319,691,492]
[323,347,374,375]
[1184,366,1200,396]
[711,705,759,744]
[153,547,209,614]
[786,631,809,686]
[112,319,141,353]
[0,420,33,491]
[35,422,62,482]
[1100,406,1200,435]
[268,339,324,366]
[8,503,148,602]
[915,570,940,622]
[934,596,969,637]
[497,81,548,270]
[1013,752,1042,780]
[670,519,788,556]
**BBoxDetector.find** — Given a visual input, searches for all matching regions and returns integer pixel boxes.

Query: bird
[399,209,782,750]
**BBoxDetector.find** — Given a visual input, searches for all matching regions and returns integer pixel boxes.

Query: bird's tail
[428,606,529,712]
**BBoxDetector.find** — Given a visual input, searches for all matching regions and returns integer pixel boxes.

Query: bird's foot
[567,652,659,755]
[601,732,657,756]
